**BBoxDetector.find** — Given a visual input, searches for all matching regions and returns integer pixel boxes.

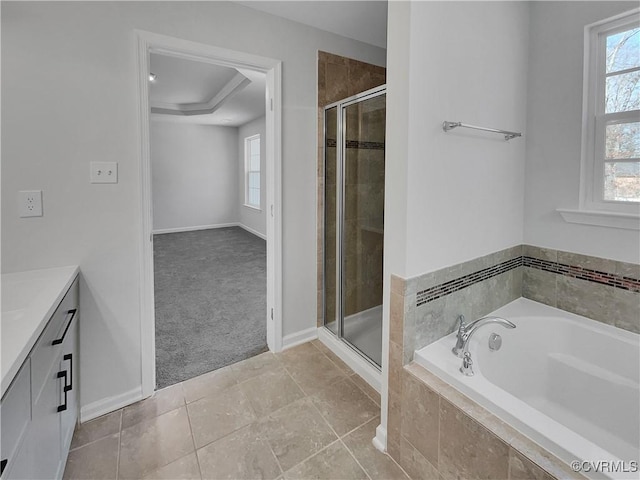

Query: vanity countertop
[1,265,79,396]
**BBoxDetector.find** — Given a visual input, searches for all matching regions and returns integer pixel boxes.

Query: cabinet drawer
[58,317,78,459]
[1,359,31,478]
[31,279,78,405]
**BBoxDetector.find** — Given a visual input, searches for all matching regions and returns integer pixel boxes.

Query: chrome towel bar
[442,121,522,141]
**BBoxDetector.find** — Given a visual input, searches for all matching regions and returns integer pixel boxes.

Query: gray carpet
[153,227,267,389]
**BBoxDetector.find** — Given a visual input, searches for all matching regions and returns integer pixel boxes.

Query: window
[244,134,261,209]
[582,10,640,212]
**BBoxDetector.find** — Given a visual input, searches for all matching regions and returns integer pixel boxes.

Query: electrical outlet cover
[19,190,43,217]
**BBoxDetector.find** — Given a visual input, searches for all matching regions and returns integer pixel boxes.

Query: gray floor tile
[70,409,122,450]
[122,383,185,429]
[141,452,201,480]
[282,441,368,480]
[232,352,282,383]
[343,418,410,480]
[119,407,194,479]
[197,424,281,480]
[187,384,256,448]
[258,397,338,472]
[64,341,391,480]
[63,433,119,480]
[283,350,347,396]
[182,365,238,404]
[310,378,379,436]
[238,368,305,418]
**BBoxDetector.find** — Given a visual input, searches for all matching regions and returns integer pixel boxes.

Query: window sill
[557,208,640,230]
[243,204,262,212]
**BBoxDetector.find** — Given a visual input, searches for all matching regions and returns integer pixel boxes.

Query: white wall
[388,1,530,279]
[379,0,412,447]
[151,121,239,232]
[238,116,267,237]
[1,1,385,413]
[524,1,640,264]
[382,0,529,448]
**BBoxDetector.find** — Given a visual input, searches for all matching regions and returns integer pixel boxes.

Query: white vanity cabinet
[0,361,31,480]
[1,276,79,480]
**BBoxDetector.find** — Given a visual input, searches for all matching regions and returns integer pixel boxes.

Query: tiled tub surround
[394,246,524,366]
[388,245,639,479]
[522,245,639,334]
[395,363,584,480]
[317,50,386,327]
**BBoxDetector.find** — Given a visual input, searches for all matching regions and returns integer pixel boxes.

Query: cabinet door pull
[52,309,77,346]
[1,459,8,476]
[57,370,68,412]
[63,353,73,392]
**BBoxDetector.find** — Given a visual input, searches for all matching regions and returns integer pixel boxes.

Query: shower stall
[323,86,386,368]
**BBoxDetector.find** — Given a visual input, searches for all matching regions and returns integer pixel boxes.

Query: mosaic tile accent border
[523,256,640,293]
[416,257,521,306]
[416,255,640,307]
[325,139,385,150]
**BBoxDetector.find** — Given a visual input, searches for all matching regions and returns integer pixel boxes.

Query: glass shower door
[340,93,386,366]
[323,87,386,368]
[324,106,338,335]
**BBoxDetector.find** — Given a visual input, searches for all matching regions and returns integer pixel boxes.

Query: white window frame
[244,134,261,210]
[579,9,640,215]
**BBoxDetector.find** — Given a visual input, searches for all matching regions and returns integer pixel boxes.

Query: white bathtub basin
[414,298,640,480]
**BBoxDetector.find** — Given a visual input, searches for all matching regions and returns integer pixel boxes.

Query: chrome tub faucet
[452,314,516,376]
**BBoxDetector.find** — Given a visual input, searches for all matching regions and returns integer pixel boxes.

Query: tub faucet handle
[452,315,466,357]
[460,351,474,376]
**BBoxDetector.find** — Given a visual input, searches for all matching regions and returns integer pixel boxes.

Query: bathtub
[414,298,640,480]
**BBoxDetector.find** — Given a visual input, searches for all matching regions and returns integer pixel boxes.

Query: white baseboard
[152,223,238,235]
[373,424,387,452]
[238,223,267,240]
[152,223,267,240]
[282,326,318,350]
[317,327,381,393]
[80,386,143,423]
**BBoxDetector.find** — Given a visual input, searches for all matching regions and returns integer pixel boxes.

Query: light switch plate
[90,162,118,184]
[19,190,43,217]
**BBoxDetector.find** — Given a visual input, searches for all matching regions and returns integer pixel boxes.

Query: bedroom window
[245,134,261,209]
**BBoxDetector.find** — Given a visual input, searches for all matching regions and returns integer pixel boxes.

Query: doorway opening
[136,31,282,397]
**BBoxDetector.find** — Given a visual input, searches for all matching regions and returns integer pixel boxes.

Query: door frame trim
[135,30,283,397]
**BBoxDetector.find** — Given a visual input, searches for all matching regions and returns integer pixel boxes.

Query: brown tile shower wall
[317,51,386,327]
[342,99,385,317]
[387,244,639,479]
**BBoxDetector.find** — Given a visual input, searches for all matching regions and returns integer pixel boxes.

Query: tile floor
[64,341,410,480]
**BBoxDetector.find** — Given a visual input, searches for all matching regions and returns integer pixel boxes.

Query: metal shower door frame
[322,84,386,368]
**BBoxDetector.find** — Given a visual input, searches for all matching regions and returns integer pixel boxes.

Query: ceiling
[149,53,266,127]
[237,1,388,49]
[149,1,387,126]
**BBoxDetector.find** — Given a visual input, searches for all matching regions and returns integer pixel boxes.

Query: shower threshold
[325,305,382,367]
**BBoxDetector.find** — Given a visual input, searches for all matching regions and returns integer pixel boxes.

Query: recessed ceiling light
[149,73,157,82]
